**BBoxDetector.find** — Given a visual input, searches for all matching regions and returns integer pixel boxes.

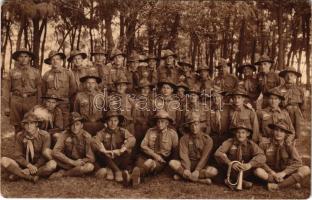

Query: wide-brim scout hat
[151,110,174,124]
[21,112,42,124]
[67,49,87,62]
[196,64,210,72]
[268,120,293,134]
[128,51,140,62]
[157,79,177,91]
[182,113,205,128]
[161,49,177,59]
[80,74,102,84]
[44,50,66,65]
[41,94,64,102]
[264,87,285,100]
[103,110,125,124]
[114,74,130,85]
[215,58,231,69]
[110,49,126,59]
[230,122,252,133]
[208,85,227,98]
[91,46,107,56]
[139,54,148,62]
[186,84,201,95]
[237,64,256,74]
[12,48,35,61]
[178,57,193,67]
[226,86,250,98]
[147,54,157,60]
[176,81,189,91]
[279,66,302,78]
[68,112,85,127]
[255,54,273,65]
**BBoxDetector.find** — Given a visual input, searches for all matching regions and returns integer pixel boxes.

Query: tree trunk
[191,32,199,67]
[147,22,154,54]
[32,17,46,68]
[222,17,230,58]
[119,12,125,50]
[126,12,138,55]
[236,19,246,66]
[1,21,10,78]
[39,22,47,73]
[16,19,25,51]
[104,14,114,54]
[167,13,180,51]
[271,27,277,70]
[76,25,82,50]
[305,15,311,88]
[277,8,285,70]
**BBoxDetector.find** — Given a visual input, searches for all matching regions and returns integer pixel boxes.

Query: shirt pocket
[162,136,172,152]
[265,148,275,165]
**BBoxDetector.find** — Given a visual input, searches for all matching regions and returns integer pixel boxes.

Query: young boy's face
[259,62,271,73]
[177,87,186,98]
[161,84,174,96]
[284,72,297,84]
[24,121,38,135]
[235,128,250,143]
[232,95,245,107]
[45,99,58,111]
[86,78,98,92]
[71,121,83,134]
[268,95,281,108]
[273,127,286,142]
[190,121,201,135]
[107,116,119,130]
[73,55,83,67]
[94,54,106,63]
[156,119,169,131]
[117,83,127,94]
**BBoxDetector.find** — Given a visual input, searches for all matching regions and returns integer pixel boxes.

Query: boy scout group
[1,46,310,193]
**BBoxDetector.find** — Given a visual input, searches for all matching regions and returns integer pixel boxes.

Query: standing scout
[142,54,158,85]
[67,49,88,92]
[177,57,196,86]
[195,64,214,94]
[92,111,136,183]
[169,113,218,184]
[227,86,260,142]
[30,94,64,136]
[90,46,110,89]
[237,63,260,109]
[42,50,77,127]
[6,48,42,133]
[214,59,239,94]
[1,113,57,182]
[257,87,295,144]
[255,54,283,108]
[107,49,127,92]
[254,120,310,191]
[122,110,178,187]
[214,122,266,190]
[50,112,95,178]
[126,51,141,93]
[73,73,105,135]
[158,49,179,83]
[278,66,306,140]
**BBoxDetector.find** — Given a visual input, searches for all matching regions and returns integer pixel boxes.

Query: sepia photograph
[0,0,311,198]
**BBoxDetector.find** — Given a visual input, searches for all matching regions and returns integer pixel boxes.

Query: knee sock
[6,164,33,181]
[278,173,302,188]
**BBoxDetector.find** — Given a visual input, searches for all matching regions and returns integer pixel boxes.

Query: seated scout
[122,110,179,187]
[50,112,95,178]
[91,110,136,183]
[254,120,310,191]
[257,87,295,144]
[31,94,64,136]
[169,113,218,184]
[214,122,266,190]
[74,73,105,135]
[1,112,56,183]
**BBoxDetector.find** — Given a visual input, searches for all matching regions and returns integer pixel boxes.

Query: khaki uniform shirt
[214,74,239,92]
[279,83,306,110]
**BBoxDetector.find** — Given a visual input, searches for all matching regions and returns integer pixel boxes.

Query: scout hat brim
[103,113,125,124]
[178,61,193,67]
[264,91,285,100]
[44,52,66,65]
[230,125,252,133]
[110,53,126,59]
[151,115,174,124]
[80,75,102,84]
[91,52,108,56]
[237,64,256,74]
[226,91,250,99]
[67,52,87,62]
[254,60,274,65]
[12,50,35,61]
[41,96,64,102]
[268,123,292,134]
[279,69,302,78]
[68,116,85,127]
[157,81,177,91]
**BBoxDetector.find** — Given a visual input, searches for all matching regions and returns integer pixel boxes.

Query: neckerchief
[23,130,39,163]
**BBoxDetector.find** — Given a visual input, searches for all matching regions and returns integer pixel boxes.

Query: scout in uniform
[255,54,283,108]
[42,50,77,127]
[214,122,266,190]
[133,79,155,151]
[254,120,310,191]
[257,87,295,144]
[154,77,180,124]
[278,66,306,140]
[122,110,179,187]
[158,49,179,83]
[107,74,135,133]
[227,86,260,142]
[6,48,42,133]
[92,111,136,182]
[126,51,140,93]
[1,113,57,182]
[176,78,189,109]
[179,84,210,136]
[214,59,239,94]
[50,112,95,178]
[195,64,214,94]
[67,49,88,92]
[107,49,127,92]
[208,86,231,153]
[169,113,218,184]
[177,57,196,87]
[30,94,64,136]
[144,54,158,85]
[237,63,260,109]
[73,73,105,135]
[91,46,111,90]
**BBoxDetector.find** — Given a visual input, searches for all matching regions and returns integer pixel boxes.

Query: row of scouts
[2,47,309,191]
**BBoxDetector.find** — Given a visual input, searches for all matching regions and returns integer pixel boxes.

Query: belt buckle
[22,94,28,98]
